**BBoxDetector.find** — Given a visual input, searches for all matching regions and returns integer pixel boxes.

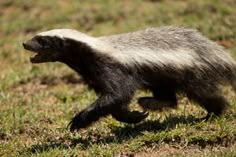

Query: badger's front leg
[69,95,111,131]
[69,94,148,131]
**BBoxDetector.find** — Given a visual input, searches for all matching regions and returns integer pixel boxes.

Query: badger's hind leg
[187,89,229,118]
[138,87,177,111]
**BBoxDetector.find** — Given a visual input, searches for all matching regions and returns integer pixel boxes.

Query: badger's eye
[37,38,50,48]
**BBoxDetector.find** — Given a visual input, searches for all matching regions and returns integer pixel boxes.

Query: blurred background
[0,0,236,156]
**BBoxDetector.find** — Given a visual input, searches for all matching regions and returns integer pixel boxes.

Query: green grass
[0,0,236,156]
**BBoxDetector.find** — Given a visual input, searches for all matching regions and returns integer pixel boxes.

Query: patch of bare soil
[216,39,233,48]
[12,73,84,95]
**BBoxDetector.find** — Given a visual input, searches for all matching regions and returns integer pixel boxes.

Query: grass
[0,0,236,156]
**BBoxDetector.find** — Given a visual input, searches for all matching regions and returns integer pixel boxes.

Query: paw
[112,109,149,124]
[67,120,77,132]
[67,116,82,132]
[126,110,149,123]
[67,112,88,132]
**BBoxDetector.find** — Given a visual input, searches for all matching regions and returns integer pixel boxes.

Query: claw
[67,110,97,132]
[67,113,84,132]
[67,121,72,130]
[67,119,78,132]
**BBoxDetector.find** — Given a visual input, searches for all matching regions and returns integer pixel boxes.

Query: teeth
[30,56,35,60]
[27,50,42,63]
[30,54,39,60]
[30,57,34,62]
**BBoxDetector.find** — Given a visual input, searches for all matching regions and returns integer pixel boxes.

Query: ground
[0,0,236,156]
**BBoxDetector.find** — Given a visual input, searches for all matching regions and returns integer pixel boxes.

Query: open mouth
[27,49,55,64]
[30,52,44,63]
[23,42,57,63]
[23,43,47,63]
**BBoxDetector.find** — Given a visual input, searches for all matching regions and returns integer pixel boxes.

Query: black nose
[22,42,30,50]
[22,43,27,48]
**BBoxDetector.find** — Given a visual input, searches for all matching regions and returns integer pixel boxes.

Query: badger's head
[23,29,95,63]
[23,35,65,63]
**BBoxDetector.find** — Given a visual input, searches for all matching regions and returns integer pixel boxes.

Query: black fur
[53,38,149,129]
[23,28,235,131]
[57,39,229,130]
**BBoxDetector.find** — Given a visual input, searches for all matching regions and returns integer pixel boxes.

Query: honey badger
[23,26,236,131]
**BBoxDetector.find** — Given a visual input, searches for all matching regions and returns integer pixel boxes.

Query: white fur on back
[37,29,204,68]
[110,47,203,68]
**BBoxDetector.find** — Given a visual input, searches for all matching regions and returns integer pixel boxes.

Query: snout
[22,40,40,52]
[22,42,32,51]
[22,42,28,49]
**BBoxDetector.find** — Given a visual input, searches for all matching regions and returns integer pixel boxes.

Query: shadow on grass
[22,115,203,154]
